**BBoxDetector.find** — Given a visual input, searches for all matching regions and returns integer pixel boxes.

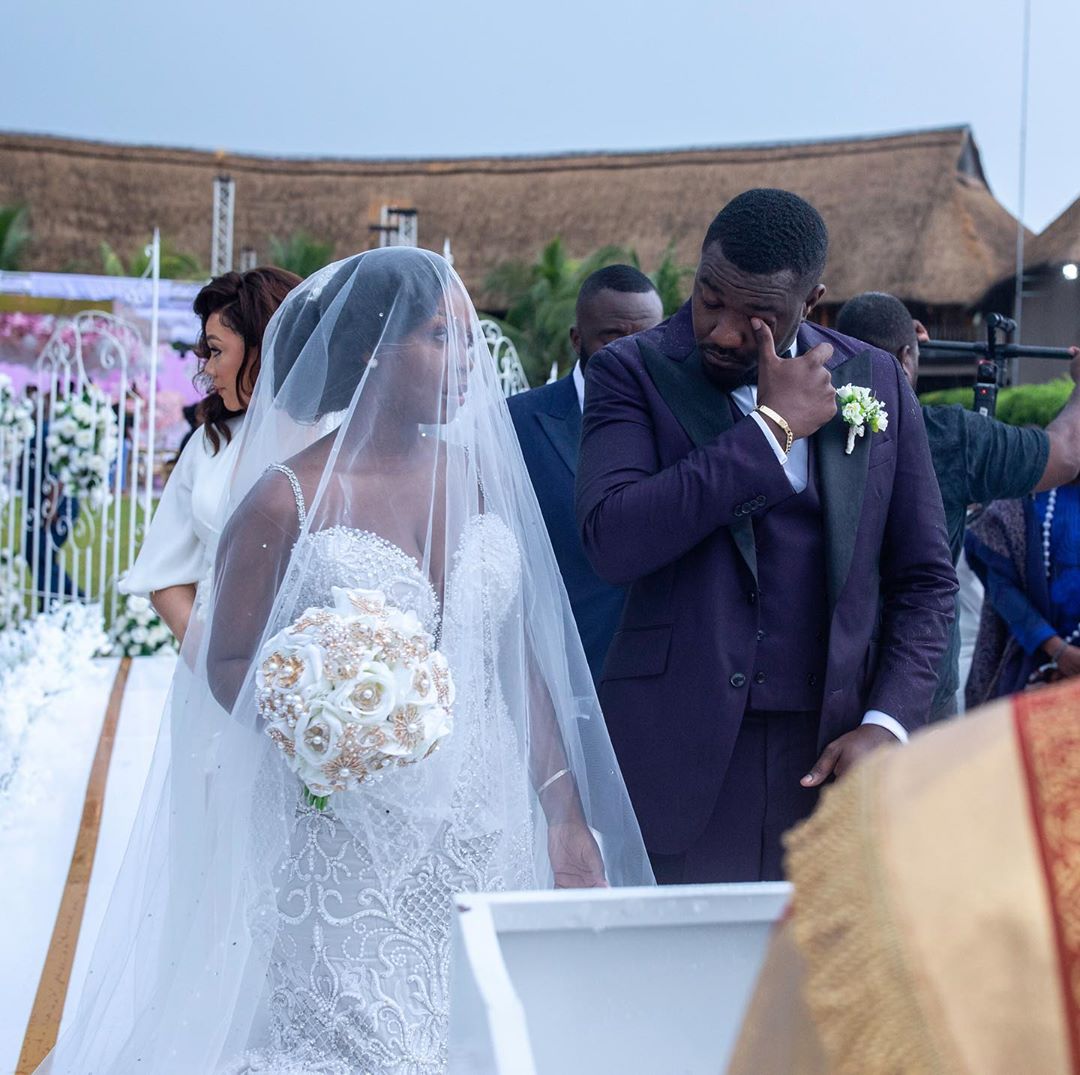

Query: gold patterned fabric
[1014,687,1080,1072]
[729,680,1080,1075]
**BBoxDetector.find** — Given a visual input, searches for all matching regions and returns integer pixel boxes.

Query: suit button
[756,629,766,641]
[729,672,746,688]
[755,495,766,507]
[747,591,757,605]
[807,673,819,687]
[733,505,744,517]
[754,671,766,685]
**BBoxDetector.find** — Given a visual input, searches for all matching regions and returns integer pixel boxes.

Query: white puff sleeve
[119,429,209,598]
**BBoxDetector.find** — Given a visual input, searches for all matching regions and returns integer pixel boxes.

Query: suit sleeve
[575,346,795,586]
[866,359,958,729]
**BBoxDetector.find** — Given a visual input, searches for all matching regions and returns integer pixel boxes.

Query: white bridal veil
[40,248,651,1072]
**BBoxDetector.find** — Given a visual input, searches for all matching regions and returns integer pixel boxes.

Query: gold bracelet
[755,404,793,456]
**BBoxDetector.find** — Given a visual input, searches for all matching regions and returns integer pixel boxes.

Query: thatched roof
[1025,195,1080,269]
[0,125,1020,308]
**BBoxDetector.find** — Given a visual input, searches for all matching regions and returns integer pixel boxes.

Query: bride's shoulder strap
[266,463,307,529]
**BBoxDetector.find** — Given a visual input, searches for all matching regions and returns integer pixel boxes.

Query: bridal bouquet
[46,386,119,509]
[256,586,454,809]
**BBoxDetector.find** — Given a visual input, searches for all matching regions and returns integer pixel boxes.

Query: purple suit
[576,303,957,875]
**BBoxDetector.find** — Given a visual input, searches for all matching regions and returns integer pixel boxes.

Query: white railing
[480,320,531,397]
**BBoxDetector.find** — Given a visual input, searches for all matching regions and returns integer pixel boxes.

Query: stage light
[1063,263,1079,281]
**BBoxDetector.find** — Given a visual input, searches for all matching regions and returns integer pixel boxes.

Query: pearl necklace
[1041,488,1080,647]
[1042,488,1056,580]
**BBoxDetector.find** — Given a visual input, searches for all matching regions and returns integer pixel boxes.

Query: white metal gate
[480,320,531,397]
[2,311,157,625]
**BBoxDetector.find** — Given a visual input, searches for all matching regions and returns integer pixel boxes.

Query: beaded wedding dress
[38,248,651,1075]
[232,467,533,1074]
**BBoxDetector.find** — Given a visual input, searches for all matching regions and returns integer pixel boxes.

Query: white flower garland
[45,385,119,510]
[0,374,35,510]
[111,593,177,657]
[0,373,34,468]
[0,551,26,633]
[0,603,109,795]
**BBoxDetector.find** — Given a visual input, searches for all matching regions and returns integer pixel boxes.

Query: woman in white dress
[120,267,300,641]
[39,249,652,1074]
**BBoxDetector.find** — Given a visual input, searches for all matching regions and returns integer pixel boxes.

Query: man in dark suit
[509,265,663,681]
[576,189,957,883]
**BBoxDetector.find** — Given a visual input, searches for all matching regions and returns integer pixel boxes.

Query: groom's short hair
[703,189,828,284]
[836,292,918,356]
[576,264,658,317]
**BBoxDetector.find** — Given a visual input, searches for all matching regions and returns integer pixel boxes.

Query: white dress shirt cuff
[748,409,790,466]
[861,710,908,743]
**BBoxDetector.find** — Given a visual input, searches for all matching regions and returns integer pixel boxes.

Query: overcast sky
[6,0,1076,233]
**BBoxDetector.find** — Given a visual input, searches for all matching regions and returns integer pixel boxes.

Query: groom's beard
[701,350,758,391]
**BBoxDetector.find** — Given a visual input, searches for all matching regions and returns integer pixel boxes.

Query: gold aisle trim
[1014,686,1080,1075]
[16,657,132,1075]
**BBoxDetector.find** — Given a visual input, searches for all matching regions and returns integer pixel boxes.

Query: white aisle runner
[0,654,173,1074]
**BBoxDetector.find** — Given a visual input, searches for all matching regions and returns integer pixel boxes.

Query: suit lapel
[816,348,874,613]
[536,376,581,476]
[641,341,757,581]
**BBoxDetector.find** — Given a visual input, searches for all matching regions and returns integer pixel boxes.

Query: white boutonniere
[836,384,888,455]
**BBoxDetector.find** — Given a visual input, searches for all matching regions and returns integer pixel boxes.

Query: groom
[576,189,957,882]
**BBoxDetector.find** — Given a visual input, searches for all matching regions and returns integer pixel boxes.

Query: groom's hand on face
[799,724,898,788]
[753,318,837,441]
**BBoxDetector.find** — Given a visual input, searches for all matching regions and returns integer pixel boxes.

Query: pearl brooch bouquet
[836,384,889,455]
[46,386,119,509]
[256,586,455,810]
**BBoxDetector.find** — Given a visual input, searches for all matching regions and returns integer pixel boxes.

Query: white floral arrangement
[0,374,35,510]
[0,602,108,795]
[836,383,889,454]
[45,385,119,509]
[0,373,34,468]
[0,551,26,632]
[256,586,455,810]
[111,593,176,657]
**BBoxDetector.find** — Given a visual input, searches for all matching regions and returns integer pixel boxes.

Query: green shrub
[919,378,1072,428]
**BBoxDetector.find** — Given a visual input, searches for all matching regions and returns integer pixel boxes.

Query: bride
[39,248,652,1074]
